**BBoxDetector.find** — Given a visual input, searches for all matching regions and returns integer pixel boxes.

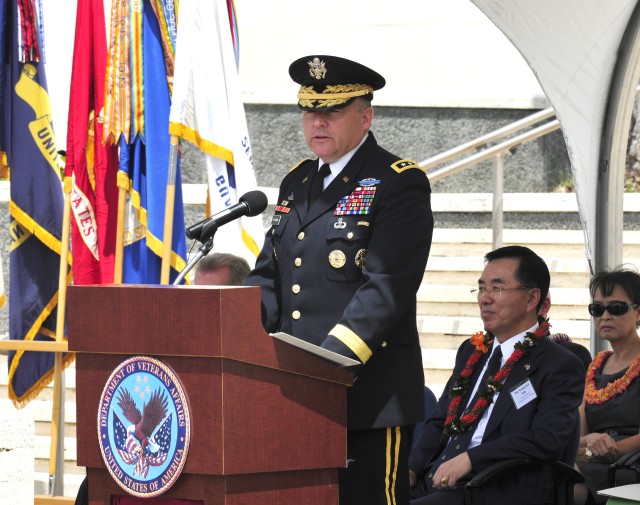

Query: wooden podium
[67,284,354,505]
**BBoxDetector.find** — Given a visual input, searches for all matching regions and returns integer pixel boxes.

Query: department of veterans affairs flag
[65,0,119,285]
[0,0,73,406]
[169,0,264,265]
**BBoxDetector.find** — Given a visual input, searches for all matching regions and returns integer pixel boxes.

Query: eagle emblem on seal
[114,388,171,478]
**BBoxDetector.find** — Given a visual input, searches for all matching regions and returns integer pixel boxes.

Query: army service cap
[289,55,386,110]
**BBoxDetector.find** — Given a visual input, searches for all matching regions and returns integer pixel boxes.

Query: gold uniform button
[347,232,354,239]
[294,258,302,267]
[292,284,301,294]
[381,341,388,348]
[292,310,301,320]
[297,232,305,240]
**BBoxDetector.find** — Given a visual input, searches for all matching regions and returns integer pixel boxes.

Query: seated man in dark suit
[409,245,584,505]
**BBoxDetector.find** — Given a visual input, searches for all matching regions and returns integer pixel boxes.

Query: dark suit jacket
[409,334,584,504]
[246,132,434,430]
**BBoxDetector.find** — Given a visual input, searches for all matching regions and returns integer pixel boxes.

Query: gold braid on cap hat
[297,84,374,108]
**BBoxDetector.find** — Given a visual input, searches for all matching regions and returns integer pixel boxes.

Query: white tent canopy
[470,0,640,350]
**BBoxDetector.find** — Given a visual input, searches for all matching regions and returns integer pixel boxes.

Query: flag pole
[113,183,127,284]
[160,135,180,284]
[48,177,72,494]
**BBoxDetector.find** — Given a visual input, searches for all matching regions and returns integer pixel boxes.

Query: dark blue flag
[0,0,72,406]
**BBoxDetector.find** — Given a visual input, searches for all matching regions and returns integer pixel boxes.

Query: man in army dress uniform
[245,55,434,505]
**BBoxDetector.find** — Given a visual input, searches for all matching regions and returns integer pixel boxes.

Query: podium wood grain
[69,285,352,505]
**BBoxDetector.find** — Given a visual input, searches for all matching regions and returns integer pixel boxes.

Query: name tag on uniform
[510,378,537,409]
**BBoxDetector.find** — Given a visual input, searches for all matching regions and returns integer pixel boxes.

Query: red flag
[65,0,119,284]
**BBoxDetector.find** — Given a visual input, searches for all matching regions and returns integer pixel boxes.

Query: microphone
[186,190,268,241]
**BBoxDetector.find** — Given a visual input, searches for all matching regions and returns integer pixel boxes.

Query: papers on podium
[271,332,361,368]
[598,483,640,502]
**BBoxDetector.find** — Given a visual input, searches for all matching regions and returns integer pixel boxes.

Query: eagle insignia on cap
[308,57,327,80]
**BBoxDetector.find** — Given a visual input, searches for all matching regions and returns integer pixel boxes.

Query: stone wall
[240,104,572,193]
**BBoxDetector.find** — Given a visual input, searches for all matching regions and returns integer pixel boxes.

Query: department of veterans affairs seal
[97,356,191,498]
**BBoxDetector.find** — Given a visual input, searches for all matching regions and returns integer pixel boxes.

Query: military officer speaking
[245,54,434,505]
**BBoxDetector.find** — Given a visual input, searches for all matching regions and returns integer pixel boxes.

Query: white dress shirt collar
[318,133,368,188]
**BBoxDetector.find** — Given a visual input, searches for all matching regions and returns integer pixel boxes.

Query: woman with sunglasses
[575,267,640,504]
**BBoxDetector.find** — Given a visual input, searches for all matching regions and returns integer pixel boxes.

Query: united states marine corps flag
[0,0,72,406]
[65,0,119,285]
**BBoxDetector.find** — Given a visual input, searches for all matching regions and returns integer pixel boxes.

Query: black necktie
[428,346,503,481]
[464,345,503,419]
[309,163,331,204]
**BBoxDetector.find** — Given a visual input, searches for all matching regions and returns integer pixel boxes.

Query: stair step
[418,315,590,340]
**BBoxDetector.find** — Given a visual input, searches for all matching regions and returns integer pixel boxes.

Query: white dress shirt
[467,322,538,449]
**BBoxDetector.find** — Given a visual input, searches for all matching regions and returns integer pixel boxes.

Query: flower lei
[443,318,550,436]
[584,350,640,405]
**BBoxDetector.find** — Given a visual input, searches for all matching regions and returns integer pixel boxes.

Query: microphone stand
[172,238,213,285]
[172,225,218,285]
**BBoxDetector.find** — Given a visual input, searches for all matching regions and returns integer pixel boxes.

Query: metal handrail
[427,118,561,182]
[419,107,557,170]
[418,106,562,248]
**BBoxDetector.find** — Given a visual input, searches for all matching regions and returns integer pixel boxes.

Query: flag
[0,0,73,406]
[65,0,120,285]
[113,0,187,283]
[169,0,264,265]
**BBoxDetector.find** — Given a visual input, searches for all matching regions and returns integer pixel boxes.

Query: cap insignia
[308,57,327,80]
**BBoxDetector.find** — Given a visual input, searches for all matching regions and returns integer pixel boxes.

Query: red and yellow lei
[443,318,550,436]
[584,350,640,405]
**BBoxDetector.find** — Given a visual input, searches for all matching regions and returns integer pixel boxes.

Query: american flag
[145,414,172,472]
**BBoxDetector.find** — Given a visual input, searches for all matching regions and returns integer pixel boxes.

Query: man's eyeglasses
[588,301,639,317]
[470,286,533,298]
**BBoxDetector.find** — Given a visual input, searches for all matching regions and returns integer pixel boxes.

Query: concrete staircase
[421,227,640,398]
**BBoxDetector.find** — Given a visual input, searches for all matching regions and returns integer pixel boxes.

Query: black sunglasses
[588,301,639,317]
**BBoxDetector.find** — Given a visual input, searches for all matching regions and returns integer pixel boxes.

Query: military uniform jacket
[246,132,434,430]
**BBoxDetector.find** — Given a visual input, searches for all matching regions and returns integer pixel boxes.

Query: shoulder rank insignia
[390,159,425,173]
[289,158,313,173]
